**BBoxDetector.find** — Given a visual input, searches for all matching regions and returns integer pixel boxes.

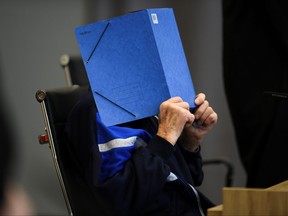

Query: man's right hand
[156,97,195,145]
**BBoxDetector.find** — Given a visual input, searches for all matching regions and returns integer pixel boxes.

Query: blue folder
[75,8,196,126]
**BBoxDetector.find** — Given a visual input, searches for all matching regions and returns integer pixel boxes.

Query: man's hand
[157,97,195,145]
[180,93,218,151]
[156,93,218,150]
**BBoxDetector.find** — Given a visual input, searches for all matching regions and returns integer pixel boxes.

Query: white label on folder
[151,13,158,24]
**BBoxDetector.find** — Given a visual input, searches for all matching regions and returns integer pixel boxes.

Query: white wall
[0,0,246,215]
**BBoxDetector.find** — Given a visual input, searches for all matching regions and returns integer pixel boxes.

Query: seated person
[65,90,218,216]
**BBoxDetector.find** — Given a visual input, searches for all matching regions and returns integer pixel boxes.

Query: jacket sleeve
[178,144,204,186]
[65,94,177,215]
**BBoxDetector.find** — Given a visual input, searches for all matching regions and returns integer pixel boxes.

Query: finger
[202,111,218,127]
[172,105,195,127]
[175,101,190,110]
[194,100,209,120]
[165,96,183,103]
[197,106,214,125]
[187,112,195,125]
[162,97,190,111]
[194,93,206,105]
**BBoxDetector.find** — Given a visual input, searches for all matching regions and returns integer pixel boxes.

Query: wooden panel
[266,180,288,191]
[207,180,288,216]
[222,188,288,215]
[207,204,223,216]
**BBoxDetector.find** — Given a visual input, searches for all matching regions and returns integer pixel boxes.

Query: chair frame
[36,88,73,216]
[59,54,88,87]
[36,86,91,215]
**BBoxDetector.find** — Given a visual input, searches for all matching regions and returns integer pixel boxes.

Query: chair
[36,85,98,216]
[36,85,234,216]
[59,54,89,87]
[203,157,234,187]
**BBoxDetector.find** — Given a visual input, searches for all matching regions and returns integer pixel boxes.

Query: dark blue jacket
[65,92,214,215]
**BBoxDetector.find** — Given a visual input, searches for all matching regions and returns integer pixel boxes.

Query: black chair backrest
[36,85,99,216]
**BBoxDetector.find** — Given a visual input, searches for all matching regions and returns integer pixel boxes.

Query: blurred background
[0,0,245,215]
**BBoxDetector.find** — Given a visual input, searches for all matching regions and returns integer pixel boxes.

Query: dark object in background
[0,91,14,206]
[222,0,288,188]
